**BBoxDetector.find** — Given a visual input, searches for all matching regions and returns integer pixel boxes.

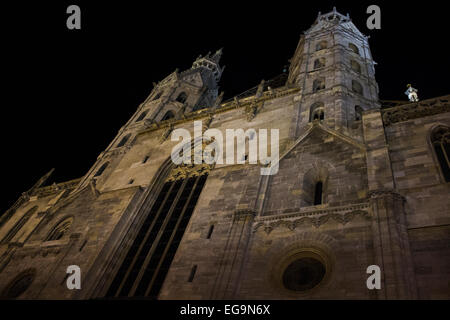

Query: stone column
[210,209,255,299]
[369,190,418,299]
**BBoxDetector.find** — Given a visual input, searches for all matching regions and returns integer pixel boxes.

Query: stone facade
[0,9,449,299]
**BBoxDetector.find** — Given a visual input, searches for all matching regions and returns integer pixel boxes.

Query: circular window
[282,257,326,292]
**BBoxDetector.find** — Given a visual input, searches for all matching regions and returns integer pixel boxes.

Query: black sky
[1,1,449,214]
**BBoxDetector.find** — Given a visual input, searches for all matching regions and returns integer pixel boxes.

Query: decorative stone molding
[368,189,405,201]
[381,95,450,126]
[253,207,370,234]
[102,145,132,159]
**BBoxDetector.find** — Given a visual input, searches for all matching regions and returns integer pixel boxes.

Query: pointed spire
[29,168,55,192]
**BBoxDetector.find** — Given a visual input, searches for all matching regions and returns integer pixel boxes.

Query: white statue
[405,84,419,102]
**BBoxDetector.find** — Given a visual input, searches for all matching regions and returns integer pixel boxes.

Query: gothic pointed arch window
[45,217,73,241]
[302,167,328,207]
[313,78,325,92]
[176,92,187,103]
[105,146,210,299]
[0,268,36,299]
[117,134,131,148]
[1,206,38,244]
[351,60,361,73]
[313,58,326,70]
[310,102,325,122]
[431,126,450,182]
[161,110,175,121]
[94,162,109,177]
[136,110,148,122]
[349,43,359,55]
[352,80,363,96]
[316,41,327,51]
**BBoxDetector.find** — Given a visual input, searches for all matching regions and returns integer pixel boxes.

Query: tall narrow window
[176,92,187,103]
[1,206,37,244]
[136,111,148,122]
[94,162,109,177]
[45,217,73,241]
[314,182,323,205]
[355,105,363,121]
[105,168,209,299]
[188,265,197,282]
[206,225,214,239]
[431,126,450,182]
[117,134,131,148]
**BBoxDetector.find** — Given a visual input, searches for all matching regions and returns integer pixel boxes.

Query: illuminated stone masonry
[0,9,449,300]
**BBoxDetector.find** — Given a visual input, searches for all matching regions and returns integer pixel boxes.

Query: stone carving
[253,209,370,234]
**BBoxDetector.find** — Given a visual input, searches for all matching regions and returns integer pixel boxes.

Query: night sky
[1,1,449,214]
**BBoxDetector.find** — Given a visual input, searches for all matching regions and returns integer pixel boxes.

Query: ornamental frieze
[253,209,370,234]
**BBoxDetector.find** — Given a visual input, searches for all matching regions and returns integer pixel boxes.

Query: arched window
[313,78,325,92]
[316,41,327,51]
[153,92,162,101]
[355,105,363,121]
[310,102,325,122]
[176,92,187,103]
[94,162,109,177]
[314,182,323,205]
[431,126,450,182]
[313,58,326,70]
[1,206,38,244]
[161,111,175,121]
[45,217,73,241]
[117,134,131,148]
[349,43,359,55]
[105,162,209,299]
[135,110,148,122]
[302,167,328,207]
[351,60,361,73]
[0,269,36,299]
[352,80,363,95]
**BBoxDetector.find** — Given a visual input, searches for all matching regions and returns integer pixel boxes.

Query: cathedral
[0,9,449,299]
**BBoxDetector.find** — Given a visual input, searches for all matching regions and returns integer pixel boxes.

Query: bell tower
[288,8,380,132]
[79,49,224,191]
[137,48,224,124]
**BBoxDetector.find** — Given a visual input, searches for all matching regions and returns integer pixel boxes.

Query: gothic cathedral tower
[288,8,380,134]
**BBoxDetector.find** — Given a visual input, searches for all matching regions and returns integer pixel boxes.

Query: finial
[333,6,336,13]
